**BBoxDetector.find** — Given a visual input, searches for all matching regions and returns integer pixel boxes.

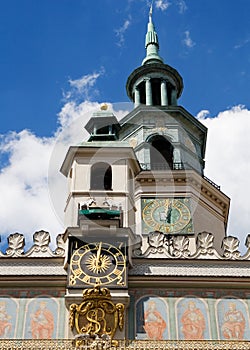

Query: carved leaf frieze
[5,233,25,257]
[0,231,65,258]
[172,235,190,258]
[222,236,241,259]
[134,231,250,261]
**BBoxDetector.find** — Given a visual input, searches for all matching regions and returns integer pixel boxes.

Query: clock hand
[96,242,102,269]
[166,201,172,224]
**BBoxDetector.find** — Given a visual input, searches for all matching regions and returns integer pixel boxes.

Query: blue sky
[0,0,250,251]
[1,0,250,136]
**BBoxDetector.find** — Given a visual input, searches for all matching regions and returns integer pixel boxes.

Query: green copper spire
[142,3,163,65]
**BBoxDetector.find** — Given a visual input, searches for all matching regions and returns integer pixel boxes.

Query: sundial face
[142,198,193,234]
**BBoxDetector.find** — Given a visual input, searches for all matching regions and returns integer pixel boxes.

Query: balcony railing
[140,163,221,190]
[140,162,185,171]
[203,175,221,190]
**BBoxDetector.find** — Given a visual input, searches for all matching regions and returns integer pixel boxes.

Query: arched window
[90,162,112,190]
[148,135,173,170]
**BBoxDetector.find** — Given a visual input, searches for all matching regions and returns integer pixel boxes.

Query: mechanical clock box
[142,198,193,235]
[67,236,128,289]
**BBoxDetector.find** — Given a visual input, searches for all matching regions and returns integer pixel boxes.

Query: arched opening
[148,135,174,170]
[90,162,112,190]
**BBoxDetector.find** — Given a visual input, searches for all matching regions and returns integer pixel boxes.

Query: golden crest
[70,286,124,347]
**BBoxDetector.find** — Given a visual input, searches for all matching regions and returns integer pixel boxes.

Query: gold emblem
[70,286,124,347]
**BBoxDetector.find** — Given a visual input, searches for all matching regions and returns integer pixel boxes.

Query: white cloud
[115,17,131,47]
[155,0,186,13]
[196,110,210,120]
[176,0,187,13]
[199,105,250,251]
[63,69,104,101]
[183,30,195,48]
[234,37,250,49]
[0,130,63,248]
[155,0,171,11]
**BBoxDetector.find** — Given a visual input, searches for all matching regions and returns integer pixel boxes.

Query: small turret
[126,4,183,108]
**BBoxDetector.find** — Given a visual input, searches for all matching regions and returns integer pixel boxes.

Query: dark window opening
[90,162,112,190]
[151,78,161,106]
[96,126,110,135]
[148,135,174,170]
[137,81,146,104]
[167,83,173,106]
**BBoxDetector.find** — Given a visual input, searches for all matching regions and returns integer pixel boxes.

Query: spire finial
[149,1,153,23]
[142,0,163,65]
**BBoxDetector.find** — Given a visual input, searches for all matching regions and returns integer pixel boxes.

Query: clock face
[69,242,126,288]
[142,198,193,234]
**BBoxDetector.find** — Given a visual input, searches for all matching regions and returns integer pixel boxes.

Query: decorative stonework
[133,231,250,261]
[0,231,65,258]
[0,339,249,350]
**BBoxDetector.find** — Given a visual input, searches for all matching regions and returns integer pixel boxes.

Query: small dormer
[85,104,121,141]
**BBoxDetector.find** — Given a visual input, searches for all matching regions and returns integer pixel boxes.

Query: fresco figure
[30,301,54,339]
[0,301,12,338]
[181,301,206,339]
[222,302,245,339]
[144,301,166,340]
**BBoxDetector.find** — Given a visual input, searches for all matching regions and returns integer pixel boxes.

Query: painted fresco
[136,296,169,340]
[24,297,59,339]
[176,298,210,340]
[133,291,250,340]
[216,298,250,340]
[0,298,17,338]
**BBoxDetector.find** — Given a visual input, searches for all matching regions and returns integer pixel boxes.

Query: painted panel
[0,298,17,339]
[216,298,250,340]
[132,289,250,341]
[0,292,66,339]
[23,297,59,339]
[136,296,169,340]
[176,297,210,340]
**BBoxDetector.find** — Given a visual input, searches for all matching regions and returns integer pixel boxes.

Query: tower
[61,5,231,343]
[121,6,230,252]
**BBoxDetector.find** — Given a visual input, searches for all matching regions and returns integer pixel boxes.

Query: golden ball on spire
[100,103,108,111]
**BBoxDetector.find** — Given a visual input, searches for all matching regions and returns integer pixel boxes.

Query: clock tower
[120,6,229,253]
[61,5,230,342]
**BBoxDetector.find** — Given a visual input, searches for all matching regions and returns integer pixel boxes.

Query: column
[16,297,27,338]
[167,294,176,339]
[134,86,140,107]
[161,79,168,106]
[145,78,152,106]
[206,293,218,339]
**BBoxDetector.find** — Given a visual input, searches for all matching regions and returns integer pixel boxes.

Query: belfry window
[90,162,112,190]
[148,135,173,170]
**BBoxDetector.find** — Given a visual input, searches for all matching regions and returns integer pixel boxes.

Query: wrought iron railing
[140,163,221,190]
[140,162,184,171]
[203,175,221,190]
[0,339,249,350]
